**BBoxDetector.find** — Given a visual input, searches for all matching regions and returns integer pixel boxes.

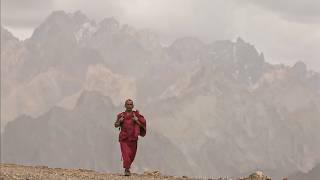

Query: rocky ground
[0,163,273,180]
[0,163,200,180]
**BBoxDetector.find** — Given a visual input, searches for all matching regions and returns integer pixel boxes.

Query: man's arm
[133,118,145,129]
[115,115,124,128]
[132,113,146,130]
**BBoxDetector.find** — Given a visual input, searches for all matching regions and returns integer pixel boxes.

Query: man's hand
[119,116,124,122]
[132,113,139,123]
[133,113,145,129]
[133,113,145,130]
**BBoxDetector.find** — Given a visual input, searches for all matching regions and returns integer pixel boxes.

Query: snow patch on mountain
[74,22,97,42]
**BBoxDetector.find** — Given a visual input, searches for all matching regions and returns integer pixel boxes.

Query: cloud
[52,0,125,21]
[237,0,320,24]
[1,0,54,27]
[118,0,238,42]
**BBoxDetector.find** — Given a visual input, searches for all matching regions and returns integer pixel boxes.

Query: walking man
[114,99,146,176]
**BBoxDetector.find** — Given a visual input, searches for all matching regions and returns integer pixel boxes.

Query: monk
[114,99,146,176]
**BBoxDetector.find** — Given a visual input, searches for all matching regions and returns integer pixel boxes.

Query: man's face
[125,100,134,111]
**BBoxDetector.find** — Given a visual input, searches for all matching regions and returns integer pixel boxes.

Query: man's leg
[120,141,138,176]
[120,141,131,169]
[128,141,138,164]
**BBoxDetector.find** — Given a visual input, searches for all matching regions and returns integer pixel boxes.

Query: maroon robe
[117,110,146,169]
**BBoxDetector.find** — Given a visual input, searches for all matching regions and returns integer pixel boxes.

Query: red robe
[117,110,146,169]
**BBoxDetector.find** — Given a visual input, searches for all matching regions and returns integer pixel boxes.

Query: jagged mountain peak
[99,17,120,29]
[120,24,138,37]
[75,90,115,110]
[234,37,264,63]
[208,40,233,53]
[1,27,19,42]
[291,61,307,75]
[1,26,22,54]
[43,10,89,25]
[30,10,90,42]
[167,37,206,62]
[71,10,90,24]
[170,36,206,50]
[43,10,71,25]
[236,37,245,44]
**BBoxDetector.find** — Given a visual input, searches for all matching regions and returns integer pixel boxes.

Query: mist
[1,1,320,179]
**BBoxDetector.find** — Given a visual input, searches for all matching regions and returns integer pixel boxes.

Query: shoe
[124,169,131,176]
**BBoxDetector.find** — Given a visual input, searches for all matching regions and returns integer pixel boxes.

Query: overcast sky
[1,0,320,72]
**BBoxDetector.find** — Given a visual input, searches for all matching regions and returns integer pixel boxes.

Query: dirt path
[0,163,200,180]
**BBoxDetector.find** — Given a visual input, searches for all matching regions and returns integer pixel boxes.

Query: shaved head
[124,99,134,112]
[125,99,133,105]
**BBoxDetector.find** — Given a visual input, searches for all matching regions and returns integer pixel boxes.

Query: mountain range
[1,10,320,179]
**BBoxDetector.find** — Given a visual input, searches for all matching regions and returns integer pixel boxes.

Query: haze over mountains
[1,11,320,179]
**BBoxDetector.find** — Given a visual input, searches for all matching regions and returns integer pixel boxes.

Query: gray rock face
[1,27,26,96]
[1,10,320,179]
